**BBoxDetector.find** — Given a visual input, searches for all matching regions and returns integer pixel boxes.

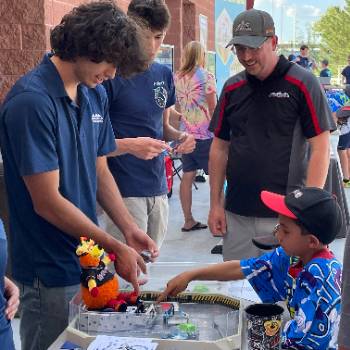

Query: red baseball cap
[260,191,297,220]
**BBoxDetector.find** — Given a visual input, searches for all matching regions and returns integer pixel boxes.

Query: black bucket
[245,303,284,350]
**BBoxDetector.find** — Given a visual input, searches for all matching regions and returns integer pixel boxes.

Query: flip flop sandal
[181,222,208,232]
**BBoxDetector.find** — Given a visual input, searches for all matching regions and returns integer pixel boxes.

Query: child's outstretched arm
[157,260,244,301]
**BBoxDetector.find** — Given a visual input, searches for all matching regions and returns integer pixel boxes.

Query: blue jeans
[17,278,79,350]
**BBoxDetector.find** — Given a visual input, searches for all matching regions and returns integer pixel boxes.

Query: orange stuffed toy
[76,237,138,311]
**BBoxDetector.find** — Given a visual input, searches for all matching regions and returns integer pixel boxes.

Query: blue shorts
[338,132,350,150]
[182,138,212,174]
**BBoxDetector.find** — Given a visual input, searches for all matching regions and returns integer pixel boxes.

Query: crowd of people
[0,1,349,350]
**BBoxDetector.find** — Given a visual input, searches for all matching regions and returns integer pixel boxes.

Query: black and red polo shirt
[210,55,335,217]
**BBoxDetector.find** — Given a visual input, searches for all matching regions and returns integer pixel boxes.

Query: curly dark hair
[50,0,149,77]
[127,0,171,31]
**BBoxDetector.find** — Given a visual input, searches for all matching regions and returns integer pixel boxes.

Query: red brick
[0,75,19,103]
[45,25,53,51]
[44,0,53,25]
[52,1,72,25]
[0,24,21,49]
[0,0,44,25]
[22,24,46,50]
[0,49,44,75]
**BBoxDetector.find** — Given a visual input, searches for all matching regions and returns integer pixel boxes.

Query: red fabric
[165,155,173,193]
[261,191,297,219]
[214,80,247,137]
[288,248,334,279]
[284,75,322,135]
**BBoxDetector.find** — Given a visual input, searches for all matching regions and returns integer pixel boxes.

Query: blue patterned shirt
[241,247,342,349]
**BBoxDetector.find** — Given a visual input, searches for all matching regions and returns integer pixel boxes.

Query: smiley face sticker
[264,320,282,337]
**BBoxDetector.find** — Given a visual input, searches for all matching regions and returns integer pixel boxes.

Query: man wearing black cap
[159,187,342,350]
[208,8,335,261]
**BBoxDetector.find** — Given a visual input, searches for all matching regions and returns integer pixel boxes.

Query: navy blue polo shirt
[0,219,14,350]
[0,54,116,287]
[103,62,176,197]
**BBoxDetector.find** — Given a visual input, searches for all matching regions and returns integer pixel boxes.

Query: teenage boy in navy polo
[159,188,342,350]
[103,0,195,248]
[0,2,159,349]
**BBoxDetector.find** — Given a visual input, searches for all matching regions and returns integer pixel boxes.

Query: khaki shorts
[99,195,169,248]
[223,211,278,261]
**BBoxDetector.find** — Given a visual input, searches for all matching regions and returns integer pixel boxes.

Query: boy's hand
[157,272,192,302]
[125,227,159,262]
[113,242,147,295]
[130,137,171,160]
[175,133,196,154]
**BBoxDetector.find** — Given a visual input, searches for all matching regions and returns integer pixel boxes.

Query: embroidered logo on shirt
[153,81,168,109]
[91,113,103,123]
[153,86,168,108]
[268,91,290,98]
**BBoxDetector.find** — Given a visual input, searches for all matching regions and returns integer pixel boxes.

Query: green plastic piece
[192,284,210,293]
[178,323,196,333]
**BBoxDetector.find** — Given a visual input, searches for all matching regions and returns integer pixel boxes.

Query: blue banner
[215,0,245,94]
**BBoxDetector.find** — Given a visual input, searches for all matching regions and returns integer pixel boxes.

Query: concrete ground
[12,163,348,349]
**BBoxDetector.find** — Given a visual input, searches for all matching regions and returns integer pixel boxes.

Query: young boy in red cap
[158,187,342,349]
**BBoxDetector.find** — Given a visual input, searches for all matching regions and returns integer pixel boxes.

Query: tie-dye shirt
[174,67,216,140]
[240,247,342,350]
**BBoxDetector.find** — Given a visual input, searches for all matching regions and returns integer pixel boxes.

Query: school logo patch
[91,113,103,123]
[153,86,168,109]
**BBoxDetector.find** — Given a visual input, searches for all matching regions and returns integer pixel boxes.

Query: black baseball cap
[226,9,275,49]
[336,104,350,119]
[260,188,342,245]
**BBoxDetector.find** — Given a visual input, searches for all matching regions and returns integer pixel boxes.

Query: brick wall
[166,0,215,71]
[0,0,45,101]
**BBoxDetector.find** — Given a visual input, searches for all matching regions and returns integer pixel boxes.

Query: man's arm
[23,169,147,293]
[96,156,158,256]
[306,131,330,188]
[208,137,229,236]
[157,260,244,301]
[163,107,195,154]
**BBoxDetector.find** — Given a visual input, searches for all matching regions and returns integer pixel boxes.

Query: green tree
[314,1,350,76]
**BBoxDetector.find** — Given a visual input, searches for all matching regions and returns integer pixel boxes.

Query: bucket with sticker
[245,303,284,350]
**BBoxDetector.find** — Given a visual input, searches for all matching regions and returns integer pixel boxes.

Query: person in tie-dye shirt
[174,41,217,231]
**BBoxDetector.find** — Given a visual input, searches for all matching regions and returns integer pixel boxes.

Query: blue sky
[254,0,345,44]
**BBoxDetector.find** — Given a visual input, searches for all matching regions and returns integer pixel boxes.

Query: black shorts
[338,132,350,150]
[182,138,212,174]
